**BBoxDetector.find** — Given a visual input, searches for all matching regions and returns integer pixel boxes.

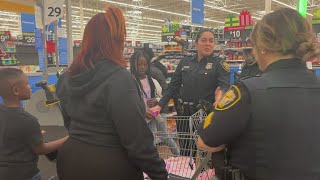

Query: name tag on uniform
[205,63,213,70]
[183,66,190,70]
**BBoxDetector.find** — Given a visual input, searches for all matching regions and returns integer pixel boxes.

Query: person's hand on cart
[149,105,162,115]
[145,109,155,121]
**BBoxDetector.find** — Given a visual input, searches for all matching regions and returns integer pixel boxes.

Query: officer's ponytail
[250,8,320,61]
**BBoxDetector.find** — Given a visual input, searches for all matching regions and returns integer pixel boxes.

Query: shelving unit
[225,47,253,51]
[226,60,245,62]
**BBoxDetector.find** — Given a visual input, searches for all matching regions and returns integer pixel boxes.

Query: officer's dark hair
[251,8,320,61]
[0,68,24,97]
[144,47,155,60]
[130,51,156,98]
[195,28,214,43]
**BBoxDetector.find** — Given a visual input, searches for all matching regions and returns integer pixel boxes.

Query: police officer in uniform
[151,28,230,153]
[197,8,320,180]
[239,49,261,78]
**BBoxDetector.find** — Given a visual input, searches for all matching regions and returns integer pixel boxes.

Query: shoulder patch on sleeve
[203,112,214,129]
[220,60,230,72]
[215,85,241,111]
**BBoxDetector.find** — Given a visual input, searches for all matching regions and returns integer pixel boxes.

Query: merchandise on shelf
[19,65,40,73]
[0,39,18,66]
[226,37,252,48]
[159,53,185,75]
[164,45,182,52]
[225,50,244,61]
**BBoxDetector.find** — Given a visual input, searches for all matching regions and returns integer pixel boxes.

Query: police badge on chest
[205,63,213,70]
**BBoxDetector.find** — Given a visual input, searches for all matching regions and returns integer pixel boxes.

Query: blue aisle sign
[38,50,45,71]
[35,28,43,50]
[58,37,68,65]
[191,0,204,25]
[21,13,35,33]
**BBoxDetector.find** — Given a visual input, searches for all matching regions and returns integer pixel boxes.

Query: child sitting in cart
[0,68,68,180]
[130,51,180,156]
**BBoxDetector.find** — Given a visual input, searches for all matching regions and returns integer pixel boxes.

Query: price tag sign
[44,0,64,25]
[313,24,320,40]
[161,32,176,42]
[125,41,132,48]
[224,25,253,41]
[22,32,36,45]
[0,31,11,43]
[73,40,82,47]
[135,41,143,48]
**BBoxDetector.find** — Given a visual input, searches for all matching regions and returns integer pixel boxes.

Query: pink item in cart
[197,169,215,180]
[165,157,195,178]
[151,109,160,117]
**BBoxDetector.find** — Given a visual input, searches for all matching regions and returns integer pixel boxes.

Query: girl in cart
[130,51,180,156]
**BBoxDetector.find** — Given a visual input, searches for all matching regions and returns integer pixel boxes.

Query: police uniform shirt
[198,58,320,180]
[158,54,230,107]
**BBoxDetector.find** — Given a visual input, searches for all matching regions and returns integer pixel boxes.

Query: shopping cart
[152,110,217,180]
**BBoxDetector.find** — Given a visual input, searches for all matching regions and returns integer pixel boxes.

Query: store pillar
[66,0,73,65]
[265,0,271,14]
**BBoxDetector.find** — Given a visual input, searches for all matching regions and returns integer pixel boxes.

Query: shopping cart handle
[35,80,48,88]
[197,99,214,113]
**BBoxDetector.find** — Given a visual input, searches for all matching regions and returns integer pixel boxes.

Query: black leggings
[57,138,143,180]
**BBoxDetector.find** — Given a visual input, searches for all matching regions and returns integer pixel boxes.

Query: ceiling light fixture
[101,0,225,24]
[272,0,312,16]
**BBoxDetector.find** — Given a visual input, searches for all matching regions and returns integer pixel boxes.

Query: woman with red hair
[55,5,167,180]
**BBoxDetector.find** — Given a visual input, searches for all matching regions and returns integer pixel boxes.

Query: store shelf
[225,47,253,51]
[3,51,16,53]
[226,60,245,62]
[165,50,182,52]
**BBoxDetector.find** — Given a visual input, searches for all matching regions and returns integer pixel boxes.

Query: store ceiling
[0,0,319,43]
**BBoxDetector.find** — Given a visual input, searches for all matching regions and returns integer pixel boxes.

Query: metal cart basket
[152,110,218,180]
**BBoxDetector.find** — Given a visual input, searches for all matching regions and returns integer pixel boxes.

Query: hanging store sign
[239,10,253,26]
[161,33,176,42]
[21,13,36,33]
[44,0,64,25]
[224,26,253,39]
[22,32,36,45]
[191,0,204,25]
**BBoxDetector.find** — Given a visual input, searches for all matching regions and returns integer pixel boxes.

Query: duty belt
[215,166,246,180]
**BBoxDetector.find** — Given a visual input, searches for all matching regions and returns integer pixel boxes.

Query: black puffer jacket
[56,60,167,180]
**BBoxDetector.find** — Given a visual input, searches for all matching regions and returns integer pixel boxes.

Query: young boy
[0,68,68,180]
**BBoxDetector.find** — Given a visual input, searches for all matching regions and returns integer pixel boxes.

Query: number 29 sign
[44,0,64,25]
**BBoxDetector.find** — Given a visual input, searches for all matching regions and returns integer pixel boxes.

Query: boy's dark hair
[0,68,24,97]
[129,52,156,98]
[144,47,155,60]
